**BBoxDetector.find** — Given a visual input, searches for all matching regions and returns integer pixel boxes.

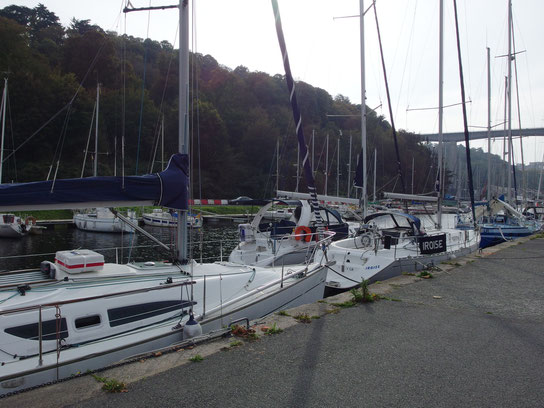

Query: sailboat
[0,78,38,239]
[73,83,137,234]
[472,1,541,248]
[317,0,480,292]
[229,198,348,267]
[0,1,328,395]
[142,208,202,228]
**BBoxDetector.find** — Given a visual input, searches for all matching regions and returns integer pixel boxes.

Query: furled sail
[0,153,188,211]
[271,0,323,227]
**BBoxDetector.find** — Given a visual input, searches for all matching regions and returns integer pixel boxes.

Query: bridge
[416,127,544,143]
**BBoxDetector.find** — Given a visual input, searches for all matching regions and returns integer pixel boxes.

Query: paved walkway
[4,237,544,408]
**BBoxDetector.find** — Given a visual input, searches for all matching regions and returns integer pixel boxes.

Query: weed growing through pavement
[294,313,312,323]
[92,374,127,393]
[189,354,204,362]
[417,270,434,279]
[276,310,290,316]
[264,323,283,335]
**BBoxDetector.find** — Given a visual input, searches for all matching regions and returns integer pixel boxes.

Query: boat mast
[276,137,280,193]
[507,0,513,204]
[347,132,352,198]
[373,148,377,201]
[178,0,189,261]
[336,137,340,197]
[437,0,444,228]
[359,0,367,217]
[0,78,6,185]
[325,133,329,195]
[94,82,100,177]
[487,47,492,202]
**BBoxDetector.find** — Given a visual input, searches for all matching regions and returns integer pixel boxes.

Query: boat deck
[0,269,54,289]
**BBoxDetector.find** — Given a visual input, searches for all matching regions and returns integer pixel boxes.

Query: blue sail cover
[0,153,189,211]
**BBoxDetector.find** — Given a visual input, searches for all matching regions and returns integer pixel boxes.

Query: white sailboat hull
[0,259,326,395]
[320,214,480,290]
[73,209,136,233]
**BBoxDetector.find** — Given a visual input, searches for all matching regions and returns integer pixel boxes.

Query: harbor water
[0,223,239,272]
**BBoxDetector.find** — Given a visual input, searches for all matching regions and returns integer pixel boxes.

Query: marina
[0,0,542,402]
[3,234,543,407]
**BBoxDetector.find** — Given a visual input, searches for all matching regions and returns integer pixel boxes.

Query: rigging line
[135,2,153,176]
[373,1,406,196]
[512,19,525,201]
[406,100,471,112]
[148,24,179,174]
[5,27,113,169]
[122,10,128,189]
[453,0,476,227]
[5,90,17,181]
[80,100,97,178]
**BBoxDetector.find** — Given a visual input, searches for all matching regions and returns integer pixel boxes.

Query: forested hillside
[0,4,470,200]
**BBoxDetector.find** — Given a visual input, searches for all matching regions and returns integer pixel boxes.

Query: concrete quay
[4,235,544,408]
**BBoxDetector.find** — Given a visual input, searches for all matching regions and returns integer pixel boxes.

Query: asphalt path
[59,237,544,408]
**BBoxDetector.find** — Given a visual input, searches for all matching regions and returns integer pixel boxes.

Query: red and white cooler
[55,250,105,274]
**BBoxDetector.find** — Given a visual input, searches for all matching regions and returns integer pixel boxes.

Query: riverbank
[4,234,544,407]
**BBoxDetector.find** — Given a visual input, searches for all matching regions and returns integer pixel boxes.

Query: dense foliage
[4,4,525,201]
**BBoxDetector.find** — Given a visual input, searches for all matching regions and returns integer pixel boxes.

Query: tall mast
[276,137,280,193]
[437,0,444,228]
[347,132,352,198]
[486,47,492,202]
[295,143,300,192]
[359,0,367,217]
[507,0,512,204]
[336,137,340,197]
[0,78,6,185]
[373,148,377,201]
[178,0,189,261]
[94,82,100,177]
[325,133,329,195]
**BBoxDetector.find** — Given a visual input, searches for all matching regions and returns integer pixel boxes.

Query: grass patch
[230,324,259,341]
[229,340,243,347]
[293,313,312,323]
[92,374,127,393]
[311,315,320,319]
[276,310,290,316]
[264,323,283,335]
[331,301,356,308]
[417,270,434,279]
[325,308,340,314]
[189,354,204,362]
[350,280,377,303]
[378,295,402,302]
[317,299,328,303]
[14,209,74,220]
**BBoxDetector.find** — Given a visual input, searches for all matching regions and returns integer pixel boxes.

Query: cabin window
[5,318,68,341]
[75,315,101,329]
[107,300,194,327]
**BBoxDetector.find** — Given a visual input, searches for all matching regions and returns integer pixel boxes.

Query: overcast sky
[7,0,544,163]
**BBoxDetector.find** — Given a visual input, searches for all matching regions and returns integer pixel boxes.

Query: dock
[5,234,544,407]
[35,214,252,229]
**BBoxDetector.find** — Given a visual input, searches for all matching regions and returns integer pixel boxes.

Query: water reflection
[0,223,239,272]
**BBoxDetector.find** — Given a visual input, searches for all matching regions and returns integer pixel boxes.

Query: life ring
[294,225,312,242]
[25,216,37,226]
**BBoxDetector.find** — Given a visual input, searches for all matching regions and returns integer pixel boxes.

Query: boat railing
[0,279,196,366]
[268,230,335,265]
[0,255,323,368]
